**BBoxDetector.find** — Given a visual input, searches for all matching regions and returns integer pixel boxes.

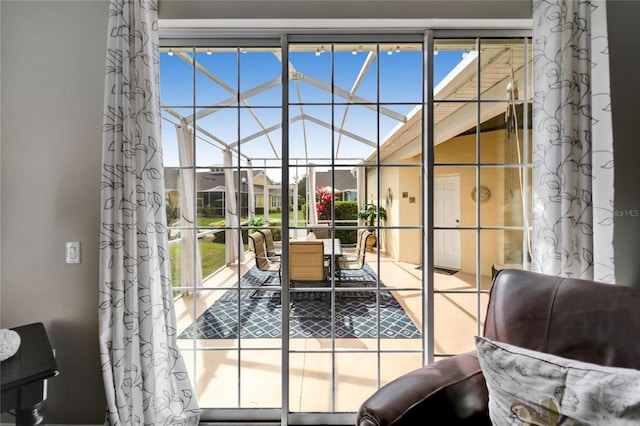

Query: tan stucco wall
[432,162,504,276]
[397,165,422,264]
[374,128,532,275]
[365,160,422,264]
[434,129,532,276]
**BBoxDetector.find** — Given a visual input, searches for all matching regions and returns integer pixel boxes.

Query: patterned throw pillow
[475,336,640,426]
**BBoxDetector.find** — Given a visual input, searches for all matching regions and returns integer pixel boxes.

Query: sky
[159,44,464,181]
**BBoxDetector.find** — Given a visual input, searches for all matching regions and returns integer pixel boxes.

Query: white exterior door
[434,175,461,270]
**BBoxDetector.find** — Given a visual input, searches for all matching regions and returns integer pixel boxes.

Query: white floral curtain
[99,1,200,424]
[532,0,615,282]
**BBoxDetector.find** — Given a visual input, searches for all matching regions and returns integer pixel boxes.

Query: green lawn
[169,209,356,287]
[196,217,226,227]
[169,239,248,286]
[192,210,298,228]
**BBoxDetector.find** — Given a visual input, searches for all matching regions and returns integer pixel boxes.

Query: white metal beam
[303,114,376,147]
[188,77,282,123]
[336,51,377,156]
[298,72,407,122]
[273,51,311,161]
[162,106,253,162]
[176,51,280,158]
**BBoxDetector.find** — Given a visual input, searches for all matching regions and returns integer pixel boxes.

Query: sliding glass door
[161,44,285,415]
[431,36,532,361]
[284,39,425,422]
[159,31,531,424]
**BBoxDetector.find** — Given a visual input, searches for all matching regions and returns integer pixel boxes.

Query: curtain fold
[532,0,615,282]
[99,1,200,424]
[224,148,245,264]
[356,166,365,216]
[307,165,319,225]
[247,160,256,220]
[176,121,203,288]
[264,183,270,223]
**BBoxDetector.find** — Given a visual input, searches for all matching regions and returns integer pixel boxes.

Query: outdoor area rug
[178,264,421,340]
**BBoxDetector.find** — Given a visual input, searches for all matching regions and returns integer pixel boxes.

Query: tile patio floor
[173,249,493,412]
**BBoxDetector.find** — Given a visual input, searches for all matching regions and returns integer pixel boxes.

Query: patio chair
[258,228,281,259]
[337,230,375,282]
[248,231,281,281]
[308,224,330,239]
[288,241,329,288]
[340,229,370,255]
[288,240,330,313]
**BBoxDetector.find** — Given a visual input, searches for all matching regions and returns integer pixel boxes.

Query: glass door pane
[162,44,284,412]
[286,40,424,418]
[432,37,533,359]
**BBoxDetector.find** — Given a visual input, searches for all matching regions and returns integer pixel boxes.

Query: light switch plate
[66,241,81,264]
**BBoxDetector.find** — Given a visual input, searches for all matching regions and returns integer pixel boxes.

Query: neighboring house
[163,168,284,219]
[251,170,284,212]
[315,169,358,202]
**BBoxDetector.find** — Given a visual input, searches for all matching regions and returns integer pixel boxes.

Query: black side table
[1,323,58,426]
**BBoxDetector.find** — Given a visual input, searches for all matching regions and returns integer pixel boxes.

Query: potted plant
[357,203,387,252]
[358,203,387,230]
[248,216,264,233]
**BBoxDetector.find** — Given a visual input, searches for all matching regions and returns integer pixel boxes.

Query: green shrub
[293,201,358,243]
[335,201,358,220]
[201,205,216,218]
[267,219,282,241]
[334,201,358,244]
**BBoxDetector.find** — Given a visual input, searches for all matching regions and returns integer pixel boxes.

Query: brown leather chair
[356,269,640,426]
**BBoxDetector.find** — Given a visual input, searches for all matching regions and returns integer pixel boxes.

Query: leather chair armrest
[356,351,490,426]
